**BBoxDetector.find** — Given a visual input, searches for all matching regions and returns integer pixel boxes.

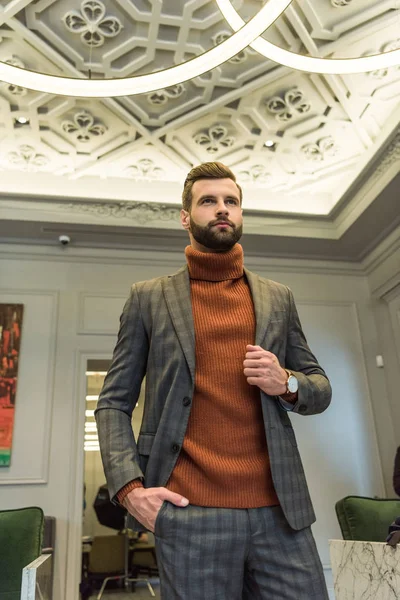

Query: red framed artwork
[0,304,23,467]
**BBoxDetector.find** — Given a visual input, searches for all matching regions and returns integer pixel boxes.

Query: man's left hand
[244,345,287,396]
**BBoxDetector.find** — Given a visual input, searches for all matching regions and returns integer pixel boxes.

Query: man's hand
[122,487,189,533]
[244,345,287,396]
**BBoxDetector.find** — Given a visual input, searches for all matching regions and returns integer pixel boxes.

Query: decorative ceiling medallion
[4,57,27,96]
[63,0,123,48]
[59,201,180,225]
[367,40,400,79]
[147,84,185,106]
[193,125,236,154]
[212,32,255,64]
[124,159,164,181]
[239,164,272,184]
[265,88,311,122]
[61,111,107,143]
[331,0,353,6]
[301,136,338,162]
[6,145,49,171]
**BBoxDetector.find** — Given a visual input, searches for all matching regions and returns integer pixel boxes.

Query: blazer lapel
[162,266,195,383]
[245,268,273,347]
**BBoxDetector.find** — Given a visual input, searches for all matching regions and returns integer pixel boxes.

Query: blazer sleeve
[95,284,149,502]
[284,287,332,416]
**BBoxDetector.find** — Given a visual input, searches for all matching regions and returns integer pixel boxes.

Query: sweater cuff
[117,479,144,505]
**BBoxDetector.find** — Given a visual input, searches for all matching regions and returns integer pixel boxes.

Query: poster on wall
[0,304,23,467]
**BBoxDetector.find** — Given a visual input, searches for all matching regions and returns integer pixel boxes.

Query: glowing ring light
[0,0,293,97]
[216,0,400,74]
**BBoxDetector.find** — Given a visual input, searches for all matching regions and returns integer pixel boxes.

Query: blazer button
[171,444,180,453]
[183,397,191,406]
[298,404,307,414]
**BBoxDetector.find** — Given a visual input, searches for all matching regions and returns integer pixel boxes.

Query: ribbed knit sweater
[118,244,279,508]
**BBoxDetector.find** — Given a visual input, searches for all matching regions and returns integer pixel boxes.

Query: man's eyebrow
[197,194,239,202]
[198,194,217,202]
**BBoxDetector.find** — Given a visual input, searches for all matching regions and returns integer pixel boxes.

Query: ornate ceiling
[0,0,399,260]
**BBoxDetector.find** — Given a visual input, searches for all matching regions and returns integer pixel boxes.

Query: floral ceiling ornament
[193,125,236,154]
[61,110,107,142]
[63,0,123,48]
[124,159,164,181]
[6,145,49,171]
[301,136,338,162]
[239,164,272,184]
[60,201,180,225]
[147,84,185,106]
[331,0,353,6]
[212,32,256,64]
[367,39,400,79]
[4,57,27,96]
[265,88,311,122]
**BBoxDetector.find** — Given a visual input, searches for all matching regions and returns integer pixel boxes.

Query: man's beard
[189,216,243,251]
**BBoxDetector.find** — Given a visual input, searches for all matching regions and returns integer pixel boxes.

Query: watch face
[287,375,298,393]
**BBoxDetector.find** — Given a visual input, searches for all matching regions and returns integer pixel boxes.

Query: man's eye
[202,198,213,203]
[227,199,238,205]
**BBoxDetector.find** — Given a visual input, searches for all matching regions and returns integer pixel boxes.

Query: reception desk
[330,539,400,599]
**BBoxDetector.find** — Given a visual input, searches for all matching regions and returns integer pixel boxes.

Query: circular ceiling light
[216,0,400,74]
[0,0,293,98]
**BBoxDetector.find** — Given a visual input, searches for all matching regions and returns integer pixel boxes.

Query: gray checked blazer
[95,265,332,532]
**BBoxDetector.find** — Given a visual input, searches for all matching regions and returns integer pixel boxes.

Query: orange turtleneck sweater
[118,244,279,508]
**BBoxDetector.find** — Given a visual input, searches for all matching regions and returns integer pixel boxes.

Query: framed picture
[0,304,24,467]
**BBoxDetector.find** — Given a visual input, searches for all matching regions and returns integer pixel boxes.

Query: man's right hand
[122,486,189,533]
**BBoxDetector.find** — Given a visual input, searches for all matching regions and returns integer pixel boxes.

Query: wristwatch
[284,369,298,394]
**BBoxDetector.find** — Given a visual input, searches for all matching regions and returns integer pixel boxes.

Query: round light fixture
[264,140,275,147]
[0,0,293,98]
[216,0,400,74]
[15,116,29,124]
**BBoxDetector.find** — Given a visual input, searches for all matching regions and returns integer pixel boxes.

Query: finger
[162,489,189,507]
[245,350,276,360]
[246,377,260,386]
[244,368,264,377]
[245,351,264,359]
[243,359,264,368]
[246,344,262,351]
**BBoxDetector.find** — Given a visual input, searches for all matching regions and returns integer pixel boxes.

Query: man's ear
[180,209,190,230]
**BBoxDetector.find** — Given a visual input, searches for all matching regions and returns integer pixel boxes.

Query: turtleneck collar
[185,243,244,281]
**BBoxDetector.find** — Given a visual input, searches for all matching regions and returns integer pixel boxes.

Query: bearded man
[96,161,331,599]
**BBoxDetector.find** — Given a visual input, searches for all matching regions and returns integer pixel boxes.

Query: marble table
[330,539,400,600]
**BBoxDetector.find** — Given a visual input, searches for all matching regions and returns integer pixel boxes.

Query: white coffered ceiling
[0,0,399,260]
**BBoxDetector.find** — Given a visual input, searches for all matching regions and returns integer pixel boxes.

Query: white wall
[365,226,400,496]
[0,242,394,600]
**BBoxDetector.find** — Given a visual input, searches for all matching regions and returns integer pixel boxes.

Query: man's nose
[216,201,229,215]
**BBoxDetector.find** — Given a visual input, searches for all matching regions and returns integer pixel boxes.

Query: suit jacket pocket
[154,500,168,538]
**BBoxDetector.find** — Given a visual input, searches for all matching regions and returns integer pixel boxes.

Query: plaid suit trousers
[154,502,329,600]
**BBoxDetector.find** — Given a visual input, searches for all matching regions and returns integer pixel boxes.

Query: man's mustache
[209,218,235,228]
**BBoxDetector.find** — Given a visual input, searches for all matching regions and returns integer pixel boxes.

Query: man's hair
[182,162,242,212]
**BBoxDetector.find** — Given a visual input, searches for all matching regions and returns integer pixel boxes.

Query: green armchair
[335,495,400,542]
[0,507,44,600]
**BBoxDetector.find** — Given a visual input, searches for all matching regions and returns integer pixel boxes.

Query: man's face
[180,178,243,252]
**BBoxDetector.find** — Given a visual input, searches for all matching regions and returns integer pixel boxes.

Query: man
[95,162,332,599]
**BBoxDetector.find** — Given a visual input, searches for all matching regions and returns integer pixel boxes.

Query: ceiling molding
[0,0,399,263]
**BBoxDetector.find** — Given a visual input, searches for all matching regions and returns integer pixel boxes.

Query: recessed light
[15,116,29,124]
[264,140,275,147]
